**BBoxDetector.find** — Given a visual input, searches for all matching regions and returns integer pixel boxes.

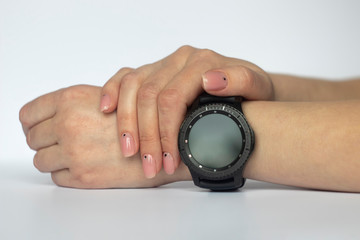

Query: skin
[244,100,360,192]
[20,85,360,191]
[19,46,360,191]
[100,46,274,178]
[19,85,190,188]
[99,45,360,179]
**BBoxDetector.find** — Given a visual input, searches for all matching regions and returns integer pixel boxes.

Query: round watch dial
[179,102,253,179]
[187,112,243,169]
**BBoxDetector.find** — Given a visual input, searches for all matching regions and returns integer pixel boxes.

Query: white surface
[1,0,360,239]
[1,163,360,240]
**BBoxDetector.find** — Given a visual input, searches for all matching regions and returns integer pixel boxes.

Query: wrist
[270,73,335,101]
[147,162,192,187]
[241,100,360,192]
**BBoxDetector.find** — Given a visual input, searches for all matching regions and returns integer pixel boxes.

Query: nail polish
[100,94,111,112]
[202,71,228,91]
[163,152,175,175]
[143,154,156,178]
[120,133,135,157]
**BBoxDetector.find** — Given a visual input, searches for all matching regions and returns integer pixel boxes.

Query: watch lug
[189,170,201,188]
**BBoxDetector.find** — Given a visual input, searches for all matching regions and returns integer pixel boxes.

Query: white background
[1,0,360,239]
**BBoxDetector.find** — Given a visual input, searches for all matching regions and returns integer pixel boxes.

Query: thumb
[202,66,273,100]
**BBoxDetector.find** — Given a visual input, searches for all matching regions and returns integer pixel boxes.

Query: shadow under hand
[243,179,303,191]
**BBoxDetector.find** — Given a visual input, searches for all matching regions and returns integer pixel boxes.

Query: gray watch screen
[188,113,243,169]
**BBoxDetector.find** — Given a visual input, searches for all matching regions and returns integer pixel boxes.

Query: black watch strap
[191,171,246,191]
[197,93,243,111]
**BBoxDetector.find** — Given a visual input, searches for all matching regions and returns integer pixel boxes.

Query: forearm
[242,100,360,192]
[271,73,360,101]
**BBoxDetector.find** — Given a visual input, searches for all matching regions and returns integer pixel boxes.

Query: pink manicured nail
[143,154,156,178]
[100,94,111,112]
[163,152,175,175]
[120,133,135,157]
[202,71,228,91]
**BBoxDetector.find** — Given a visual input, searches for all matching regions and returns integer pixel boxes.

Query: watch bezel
[178,102,254,180]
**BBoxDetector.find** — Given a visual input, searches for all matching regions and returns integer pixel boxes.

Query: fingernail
[163,152,175,175]
[202,71,228,91]
[143,154,156,178]
[100,94,111,112]
[120,133,135,157]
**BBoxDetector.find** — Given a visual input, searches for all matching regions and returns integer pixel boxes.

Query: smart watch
[178,93,255,191]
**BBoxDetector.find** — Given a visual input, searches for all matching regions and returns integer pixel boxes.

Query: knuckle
[104,79,119,92]
[194,48,217,61]
[116,67,133,76]
[51,173,62,186]
[239,67,256,90]
[33,153,41,171]
[139,133,158,144]
[19,105,28,125]
[51,172,69,187]
[158,88,182,111]
[122,72,140,86]
[163,45,196,68]
[177,45,195,54]
[72,169,95,187]
[120,73,141,92]
[65,150,111,188]
[137,82,160,103]
[160,134,172,149]
[26,131,31,146]
[117,112,136,124]
[185,48,219,68]
[33,153,47,173]
[26,130,35,150]
[59,86,84,103]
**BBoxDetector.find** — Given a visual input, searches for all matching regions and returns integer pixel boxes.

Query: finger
[100,67,134,113]
[117,71,141,157]
[202,66,273,100]
[51,169,73,188]
[117,64,161,158]
[137,81,165,178]
[135,59,190,177]
[158,89,188,175]
[19,90,59,135]
[34,145,67,173]
[158,67,206,175]
[26,118,57,150]
[118,47,194,160]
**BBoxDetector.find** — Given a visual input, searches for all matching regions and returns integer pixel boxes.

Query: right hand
[99,45,274,178]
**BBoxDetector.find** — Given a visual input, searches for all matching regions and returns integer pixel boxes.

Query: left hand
[100,45,274,178]
[19,85,190,188]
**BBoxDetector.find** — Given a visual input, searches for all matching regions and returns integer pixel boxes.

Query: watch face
[179,102,254,179]
[188,113,243,169]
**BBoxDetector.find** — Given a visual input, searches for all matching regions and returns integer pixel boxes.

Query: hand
[19,85,190,188]
[100,45,274,178]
